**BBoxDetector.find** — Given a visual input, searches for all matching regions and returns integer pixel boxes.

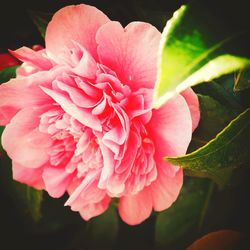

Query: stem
[198,181,216,230]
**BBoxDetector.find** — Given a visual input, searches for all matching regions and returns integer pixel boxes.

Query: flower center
[39,107,103,178]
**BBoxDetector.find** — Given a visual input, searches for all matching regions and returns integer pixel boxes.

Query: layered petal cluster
[0,4,200,225]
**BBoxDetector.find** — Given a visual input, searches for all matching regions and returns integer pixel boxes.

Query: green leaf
[0,66,18,84]
[15,184,43,222]
[0,150,43,222]
[234,69,250,91]
[189,94,239,151]
[153,3,250,108]
[155,177,212,249]
[84,203,119,249]
[28,10,52,38]
[166,108,250,188]
[193,76,243,111]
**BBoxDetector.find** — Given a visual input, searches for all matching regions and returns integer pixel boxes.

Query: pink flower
[0,4,199,225]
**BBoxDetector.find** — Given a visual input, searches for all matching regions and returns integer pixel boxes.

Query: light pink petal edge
[45,4,110,61]
[181,88,200,132]
[2,107,52,168]
[118,187,152,225]
[12,162,45,190]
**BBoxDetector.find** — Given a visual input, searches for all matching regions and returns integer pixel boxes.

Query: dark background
[0,0,187,52]
[1,0,249,51]
[0,0,250,249]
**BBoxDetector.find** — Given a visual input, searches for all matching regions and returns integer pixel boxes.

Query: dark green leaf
[0,149,43,222]
[193,76,243,111]
[153,3,250,107]
[166,108,250,188]
[0,66,18,84]
[155,178,212,249]
[189,94,239,151]
[84,203,119,249]
[28,10,52,38]
[16,184,43,222]
[234,69,250,91]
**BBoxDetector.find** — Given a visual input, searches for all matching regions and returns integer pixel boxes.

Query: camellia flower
[0,4,199,225]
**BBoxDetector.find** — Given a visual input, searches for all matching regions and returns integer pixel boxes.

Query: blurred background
[0,0,188,52]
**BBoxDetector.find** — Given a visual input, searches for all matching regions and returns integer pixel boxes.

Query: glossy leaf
[0,66,18,84]
[234,69,250,91]
[166,108,250,188]
[154,3,250,108]
[155,178,212,249]
[189,94,239,151]
[193,76,243,111]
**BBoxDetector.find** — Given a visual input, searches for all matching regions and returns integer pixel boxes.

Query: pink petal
[181,88,200,131]
[54,80,99,108]
[98,141,115,189]
[144,94,191,211]
[106,130,140,196]
[96,21,161,89]
[102,104,129,152]
[2,108,52,168]
[12,162,45,189]
[118,187,152,225]
[79,195,111,221]
[10,47,52,70]
[65,170,99,207]
[0,66,66,125]
[66,173,111,220]
[42,167,74,198]
[127,88,153,119]
[150,168,183,211]
[148,94,192,158]
[41,87,102,131]
[147,94,192,179]
[45,4,110,62]
[70,42,98,79]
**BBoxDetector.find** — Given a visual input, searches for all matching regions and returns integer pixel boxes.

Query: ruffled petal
[0,66,66,125]
[41,86,102,131]
[98,141,115,189]
[45,4,110,61]
[96,21,161,89]
[66,173,111,220]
